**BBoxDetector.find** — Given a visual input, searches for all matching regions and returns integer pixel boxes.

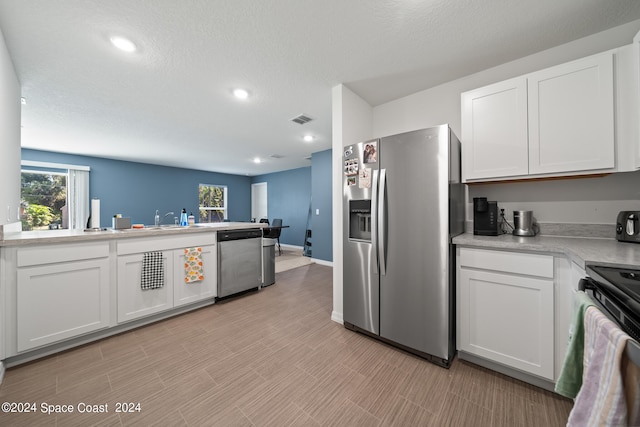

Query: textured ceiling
[1,0,640,175]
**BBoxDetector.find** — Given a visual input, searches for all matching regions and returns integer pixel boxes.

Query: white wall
[373,19,640,139]
[371,19,640,225]
[0,26,20,383]
[331,84,372,324]
[332,20,640,324]
[0,27,21,228]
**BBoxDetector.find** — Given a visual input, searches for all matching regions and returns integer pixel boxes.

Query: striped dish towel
[184,247,204,283]
[141,251,164,290]
[568,306,633,426]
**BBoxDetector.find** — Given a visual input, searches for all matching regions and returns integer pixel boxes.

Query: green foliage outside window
[21,172,67,230]
[22,204,54,230]
[199,184,227,222]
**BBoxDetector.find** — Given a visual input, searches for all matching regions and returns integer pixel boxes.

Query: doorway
[251,182,267,222]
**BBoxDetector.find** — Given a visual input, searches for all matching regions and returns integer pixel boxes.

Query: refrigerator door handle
[371,169,379,274]
[378,168,387,276]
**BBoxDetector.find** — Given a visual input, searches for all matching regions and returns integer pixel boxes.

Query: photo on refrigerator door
[363,141,377,163]
[358,168,371,189]
[344,159,358,176]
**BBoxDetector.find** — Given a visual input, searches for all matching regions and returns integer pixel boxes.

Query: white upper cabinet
[462,77,528,180]
[528,54,614,174]
[462,51,618,182]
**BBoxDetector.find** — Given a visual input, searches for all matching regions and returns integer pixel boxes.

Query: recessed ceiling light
[233,88,249,100]
[253,157,261,164]
[303,135,314,142]
[110,36,137,53]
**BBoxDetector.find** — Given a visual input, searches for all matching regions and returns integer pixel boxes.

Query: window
[21,161,90,230]
[199,184,227,222]
[21,171,67,230]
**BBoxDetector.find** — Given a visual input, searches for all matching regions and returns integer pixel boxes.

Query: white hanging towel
[568,306,636,426]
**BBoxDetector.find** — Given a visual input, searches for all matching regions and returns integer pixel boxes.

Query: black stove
[582,264,640,341]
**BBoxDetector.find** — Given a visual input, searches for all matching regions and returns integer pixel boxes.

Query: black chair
[263,218,283,255]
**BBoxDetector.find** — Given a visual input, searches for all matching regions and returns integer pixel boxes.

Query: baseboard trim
[0,361,5,384]
[280,243,303,251]
[458,351,556,392]
[311,258,333,267]
[279,244,333,267]
[331,310,343,324]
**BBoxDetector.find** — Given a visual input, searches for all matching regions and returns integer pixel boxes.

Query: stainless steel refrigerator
[342,125,464,367]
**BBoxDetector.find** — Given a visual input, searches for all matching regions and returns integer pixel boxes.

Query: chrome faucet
[154,210,174,226]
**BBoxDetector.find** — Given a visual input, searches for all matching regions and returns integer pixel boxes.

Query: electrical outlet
[316,209,320,215]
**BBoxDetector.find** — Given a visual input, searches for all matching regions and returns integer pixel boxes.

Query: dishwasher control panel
[218,228,262,241]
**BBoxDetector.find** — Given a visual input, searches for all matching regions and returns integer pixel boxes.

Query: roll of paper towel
[90,198,101,229]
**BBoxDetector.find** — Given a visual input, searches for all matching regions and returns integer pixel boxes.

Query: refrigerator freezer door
[378,125,455,361]
[343,140,380,335]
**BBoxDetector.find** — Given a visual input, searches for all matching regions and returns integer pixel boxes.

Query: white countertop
[0,222,265,247]
[453,232,640,269]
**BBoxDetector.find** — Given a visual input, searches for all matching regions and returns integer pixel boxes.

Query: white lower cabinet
[117,251,174,323]
[173,244,217,307]
[15,242,111,352]
[2,230,223,362]
[116,233,217,323]
[457,247,555,380]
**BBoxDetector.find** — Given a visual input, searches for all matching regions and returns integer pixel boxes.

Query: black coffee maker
[473,197,498,236]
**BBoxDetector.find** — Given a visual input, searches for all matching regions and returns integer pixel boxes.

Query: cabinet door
[462,77,529,180]
[173,245,217,307]
[459,268,554,380]
[117,252,174,323]
[17,258,110,352]
[528,53,614,174]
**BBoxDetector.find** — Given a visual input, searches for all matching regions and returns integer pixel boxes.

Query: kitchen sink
[115,225,186,232]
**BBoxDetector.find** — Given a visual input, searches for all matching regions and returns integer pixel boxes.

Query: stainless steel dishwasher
[217,228,263,299]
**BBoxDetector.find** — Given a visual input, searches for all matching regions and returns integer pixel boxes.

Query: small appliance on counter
[112,215,131,230]
[473,197,498,236]
[616,211,640,243]
[512,210,538,237]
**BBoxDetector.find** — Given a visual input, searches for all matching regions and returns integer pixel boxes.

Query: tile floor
[0,263,573,426]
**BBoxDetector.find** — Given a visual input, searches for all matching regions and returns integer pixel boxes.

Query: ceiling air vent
[269,154,285,159]
[291,114,313,125]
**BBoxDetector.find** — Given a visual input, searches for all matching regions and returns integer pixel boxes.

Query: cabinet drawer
[459,247,553,278]
[17,242,109,267]
[117,233,216,255]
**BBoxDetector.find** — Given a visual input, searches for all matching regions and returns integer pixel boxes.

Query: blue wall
[311,149,332,261]
[22,149,252,227]
[250,150,333,262]
[22,148,333,262]
[251,167,311,247]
